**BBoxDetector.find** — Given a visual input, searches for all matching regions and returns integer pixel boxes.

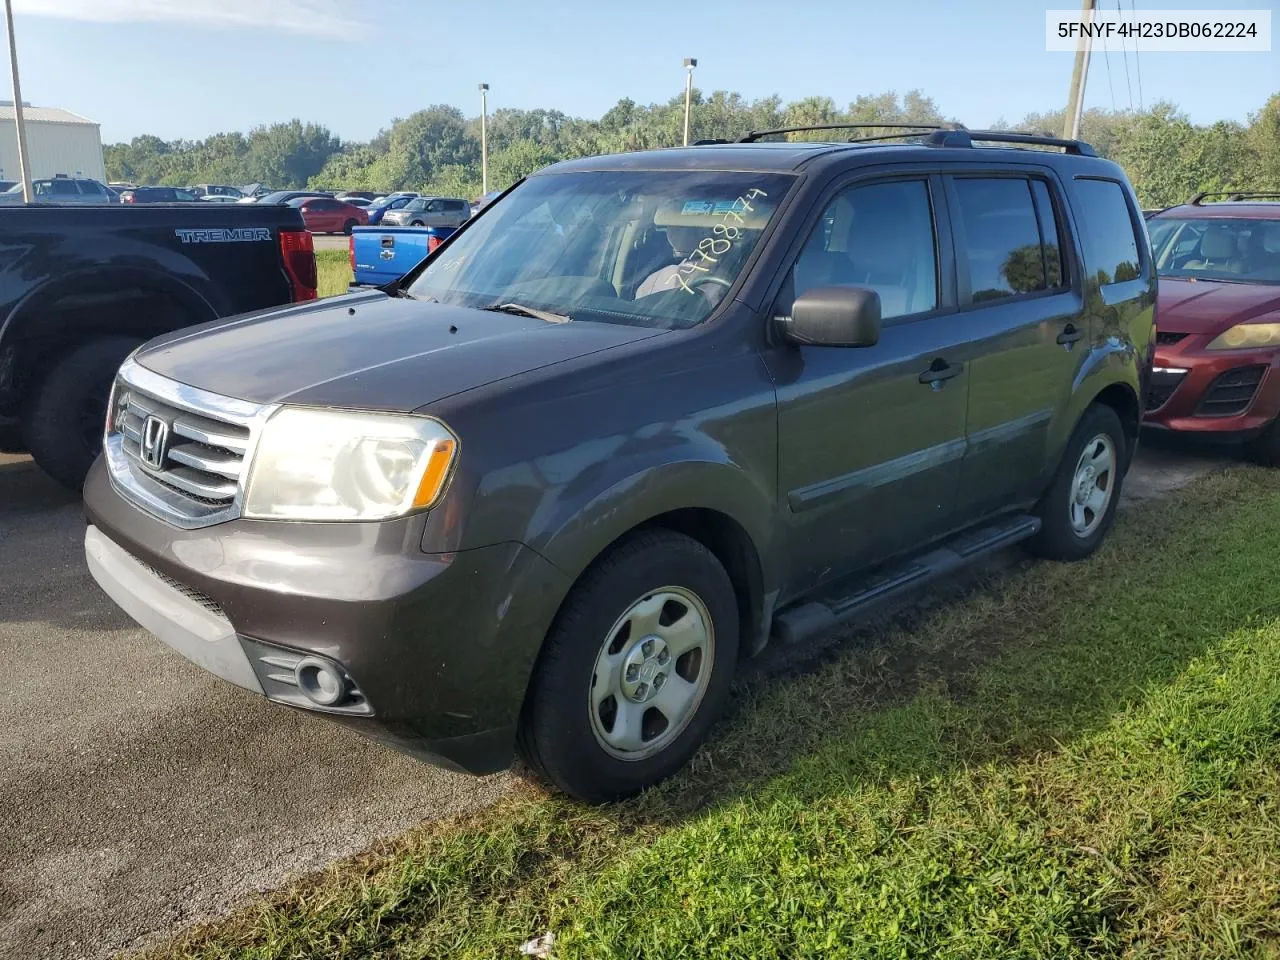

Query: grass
[145,466,1280,960]
[316,249,352,298]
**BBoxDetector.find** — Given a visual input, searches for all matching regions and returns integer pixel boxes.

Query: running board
[771,514,1041,646]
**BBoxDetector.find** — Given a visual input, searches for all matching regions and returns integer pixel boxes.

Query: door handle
[919,359,963,386]
[1057,324,1084,346]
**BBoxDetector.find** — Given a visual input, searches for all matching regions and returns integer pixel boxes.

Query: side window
[50,179,79,196]
[446,200,466,212]
[1030,180,1065,289]
[784,179,938,321]
[951,178,1045,302]
[426,200,445,212]
[175,189,197,201]
[79,180,107,196]
[1074,178,1142,285]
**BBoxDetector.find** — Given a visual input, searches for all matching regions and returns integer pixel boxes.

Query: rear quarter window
[1074,178,1143,285]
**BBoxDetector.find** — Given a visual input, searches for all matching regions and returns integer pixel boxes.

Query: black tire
[518,530,739,803]
[409,220,424,227]
[1246,420,1280,466]
[0,421,24,453]
[22,336,141,491]
[1028,403,1127,562]
[342,220,357,235]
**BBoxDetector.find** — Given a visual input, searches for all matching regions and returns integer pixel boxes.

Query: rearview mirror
[778,286,881,347]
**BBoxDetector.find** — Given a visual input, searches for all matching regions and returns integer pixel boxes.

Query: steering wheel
[690,275,732,291]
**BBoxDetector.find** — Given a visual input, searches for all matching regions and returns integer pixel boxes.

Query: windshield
[407,169,794,329]
[1151,216,1280,284]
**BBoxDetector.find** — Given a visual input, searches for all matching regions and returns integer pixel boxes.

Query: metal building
[0,102,105,182]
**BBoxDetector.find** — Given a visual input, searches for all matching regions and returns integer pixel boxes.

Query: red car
[287,195,370,234]
[1143,192,1280,462]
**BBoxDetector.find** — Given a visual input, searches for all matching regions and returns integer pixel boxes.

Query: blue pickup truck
[348,224,456,288]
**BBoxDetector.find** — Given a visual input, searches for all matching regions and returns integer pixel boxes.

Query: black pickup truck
[0,204,316,488]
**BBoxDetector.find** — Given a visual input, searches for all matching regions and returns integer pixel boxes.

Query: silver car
[380,196,471,228]
[0,176,115,205]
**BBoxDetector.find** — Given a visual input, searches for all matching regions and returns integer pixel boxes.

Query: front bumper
[1142,338,1280,436]
[82,457,570,775]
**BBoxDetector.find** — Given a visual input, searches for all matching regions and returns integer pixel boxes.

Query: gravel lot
[0,436,1238,959]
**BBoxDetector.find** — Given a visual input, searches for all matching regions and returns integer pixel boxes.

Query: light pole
[682,58,697,146]
[478,83,489,195]
[3,0,32,202]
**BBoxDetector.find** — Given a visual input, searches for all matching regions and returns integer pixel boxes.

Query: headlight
[243,407,458,521]
[1207,322,1280,351]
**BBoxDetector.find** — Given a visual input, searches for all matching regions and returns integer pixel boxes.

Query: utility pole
[682,58,697,146]
[479,83,489,195]
[3,0,32,202]
[1062,0,1096,141]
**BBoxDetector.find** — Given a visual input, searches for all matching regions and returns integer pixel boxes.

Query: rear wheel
[410,220,424,227]
[342,219,357,235]
[1028,404,1126,562]
[518,530,739,803]
[22,336,141,491]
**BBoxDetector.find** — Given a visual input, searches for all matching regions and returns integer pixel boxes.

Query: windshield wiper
[480,302,572,324]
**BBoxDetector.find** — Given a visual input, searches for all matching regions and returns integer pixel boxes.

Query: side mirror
[779,286,881,347]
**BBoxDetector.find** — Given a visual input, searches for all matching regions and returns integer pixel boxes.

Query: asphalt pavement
[0,436,1238,959]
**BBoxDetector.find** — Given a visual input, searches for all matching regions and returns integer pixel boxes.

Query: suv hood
[1158,277,1280,335]
[134,293,666,410]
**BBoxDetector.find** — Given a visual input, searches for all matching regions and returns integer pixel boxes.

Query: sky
[7,0,1278,145]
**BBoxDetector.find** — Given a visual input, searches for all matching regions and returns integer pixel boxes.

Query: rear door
[944,172,1088,518]
[766,174,971,594]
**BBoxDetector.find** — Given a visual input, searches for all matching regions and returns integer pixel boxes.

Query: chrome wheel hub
[589,586,714,761]
[1069,434,1115,537]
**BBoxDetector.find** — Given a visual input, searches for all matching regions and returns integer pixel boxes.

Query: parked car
[348,224,456,287]
[243,190,322,206]
[365,193,418,225]
[199,195,241,203]
[337,191,380,202]
[190,184,244,200]
[340,197,372,208]
[119,186,200,203]
[82,128,1154,803]
[0,203,316,487]
[0,179,16,193]
[380,196,471,229]
[1143,191,1280,460]
[0,176,115,205]
[287,195,370,234]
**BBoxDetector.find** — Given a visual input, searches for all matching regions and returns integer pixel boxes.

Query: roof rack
[1186,190,1280,205]
[924,129,1098,156]
[735,122,966,144]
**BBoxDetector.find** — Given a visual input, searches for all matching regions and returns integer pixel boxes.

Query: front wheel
[1028,404,1127,562]
[409,220,424,227]
[518,530,739,803]
[23,335,142,490]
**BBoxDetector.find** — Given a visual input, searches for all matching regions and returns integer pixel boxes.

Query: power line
[1100,30,1117,112]
[1117,0,1135,111]
[1129,0,1144,110]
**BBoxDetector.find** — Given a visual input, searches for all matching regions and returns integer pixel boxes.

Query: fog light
[294,657,347,707]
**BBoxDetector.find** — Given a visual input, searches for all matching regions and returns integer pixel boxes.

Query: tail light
[348,231,356,273]
[427,235,443,254]
[279,229,317,302]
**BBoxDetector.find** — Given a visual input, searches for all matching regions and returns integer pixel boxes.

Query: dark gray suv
[83,127,1155,802]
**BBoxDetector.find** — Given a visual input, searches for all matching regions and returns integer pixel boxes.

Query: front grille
[1155,331,1187,346]
[104,359,268,528]
[1145,368,1186,411]
[115,390,248,505]
[1195,365,1267,418]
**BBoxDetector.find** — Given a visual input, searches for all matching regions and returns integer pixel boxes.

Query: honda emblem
[140,415,170,469]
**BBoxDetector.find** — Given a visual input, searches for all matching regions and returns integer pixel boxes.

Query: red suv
[1144,192,1280,461]
[286,195,370,235]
